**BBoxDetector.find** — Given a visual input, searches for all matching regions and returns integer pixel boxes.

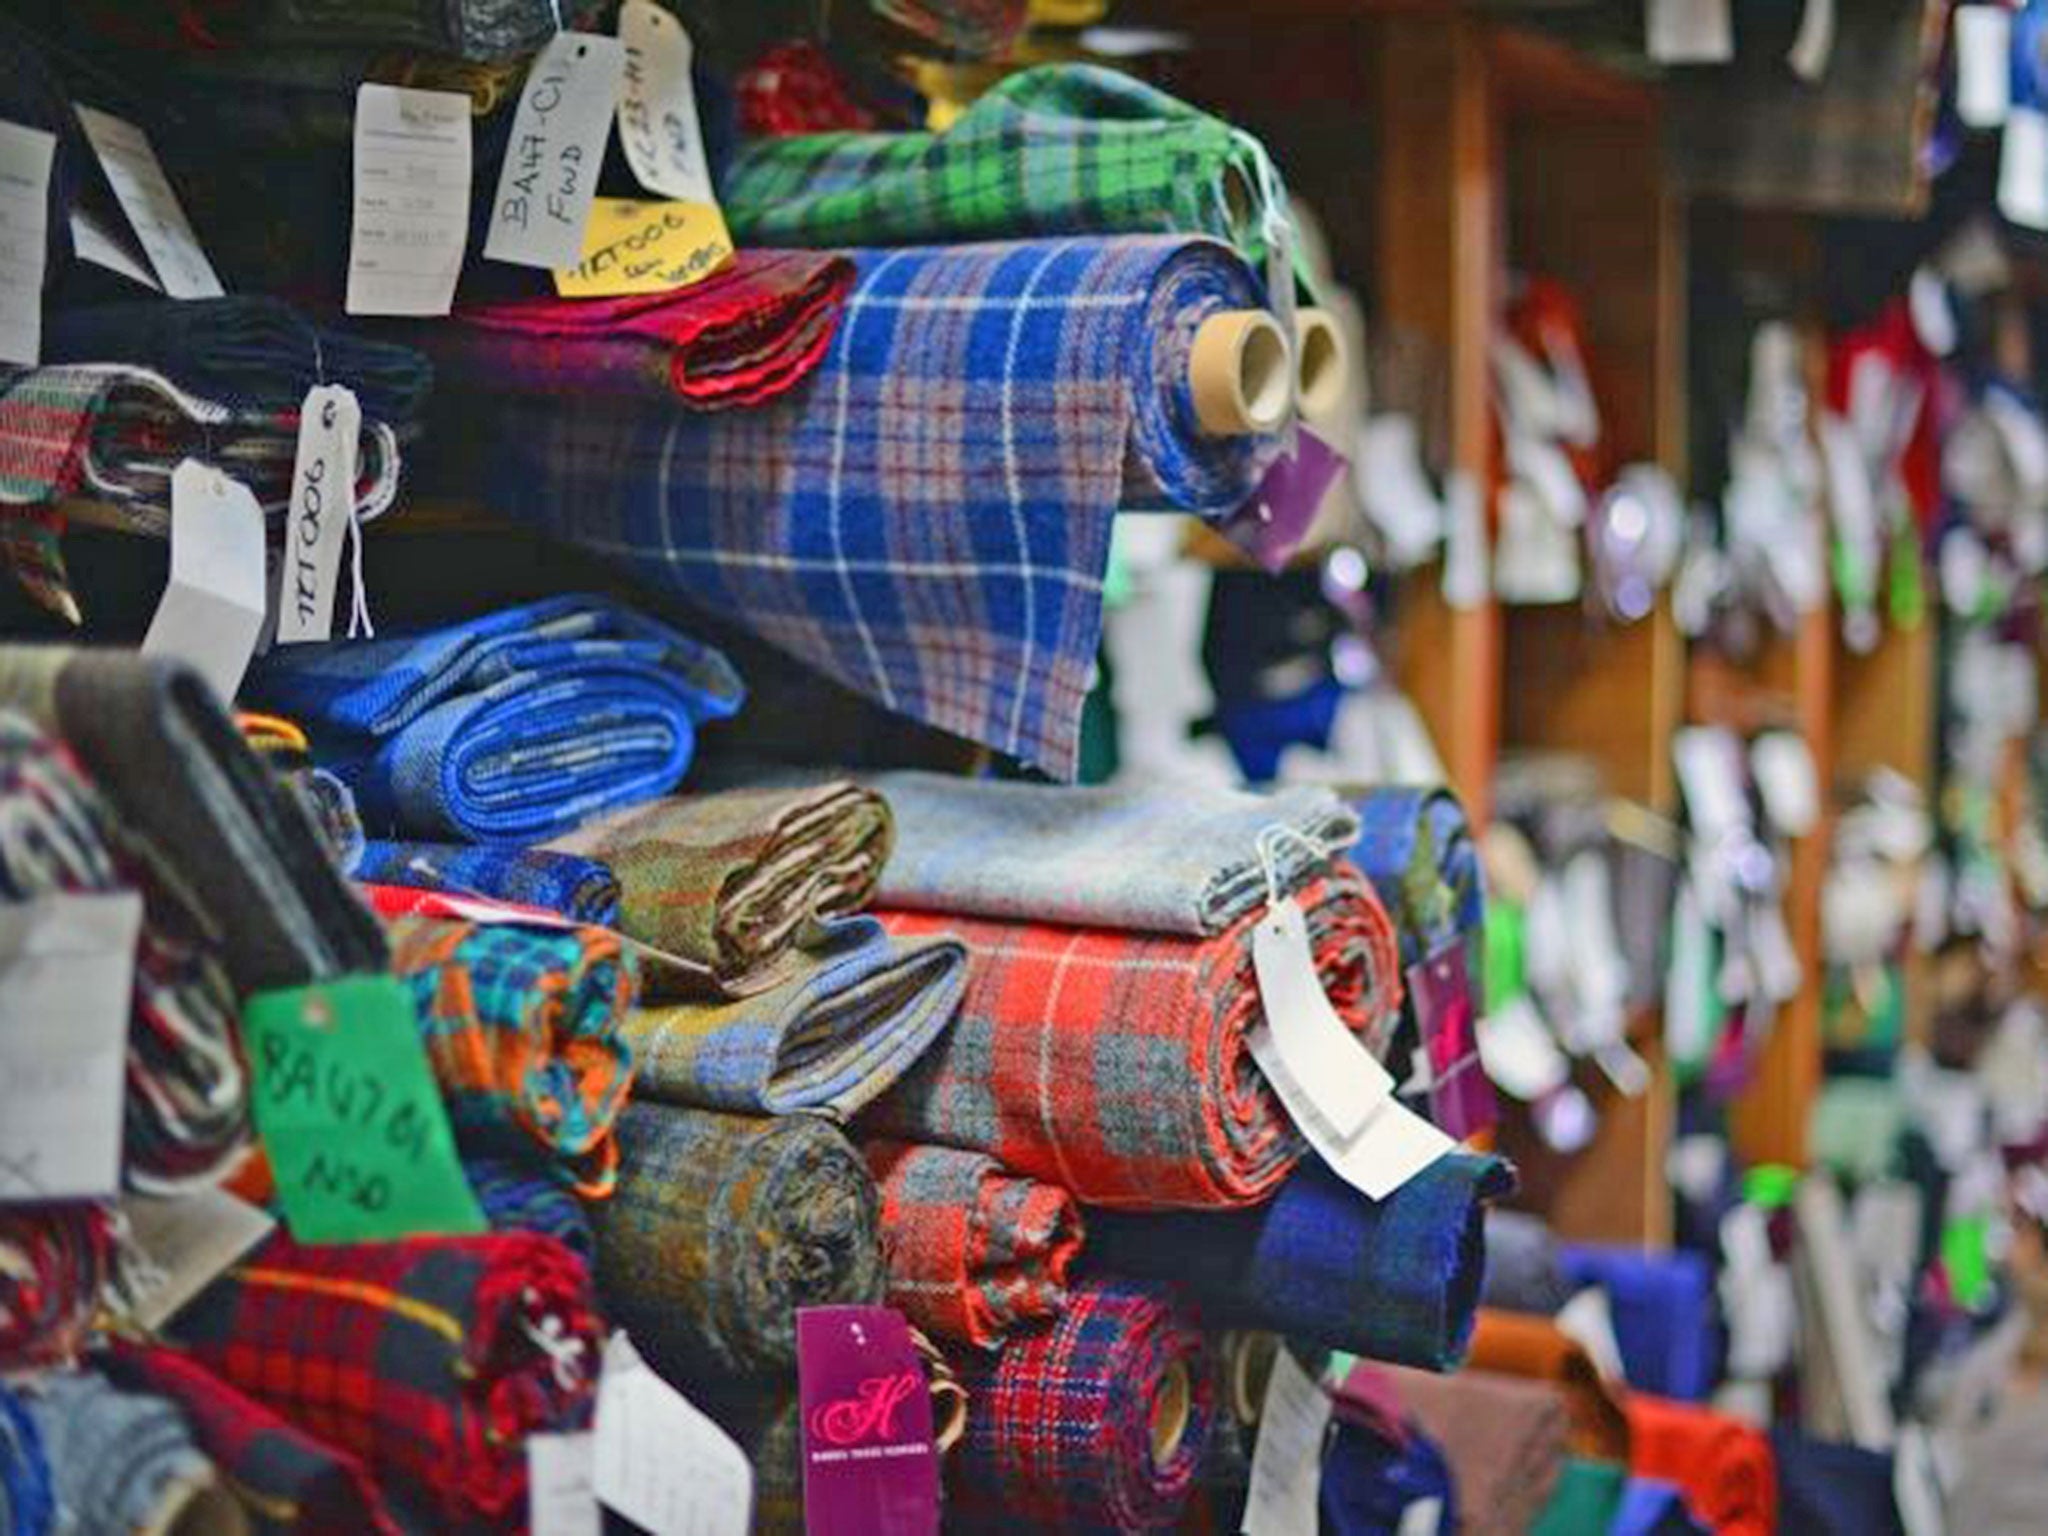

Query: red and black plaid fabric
[169,1231,599,1526]
[103,1341,401,1536]
[736,41,881,136]
[865,866,1403,1208]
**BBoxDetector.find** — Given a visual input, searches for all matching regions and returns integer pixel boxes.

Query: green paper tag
[242,975,485,1245]
[1942,1214,1992,1310]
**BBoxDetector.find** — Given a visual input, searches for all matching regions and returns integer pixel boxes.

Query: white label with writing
[74,106,223,299]
[348,85,471,317]
[142,460,268,705]
[0,892,142,1202]
[1646,0,1733,63]
[1957,6,2013,129]
[70,206,159,291]
[530,1432,602,1536]
[2001,108,2048,231]
[275,385,360,644]
[593,1333,752,1536]
[0,121,53,366]
[1241,1348,1331,1536]
[617,0,716,203]
[485,32,627,270]
[117,1188,276,1330]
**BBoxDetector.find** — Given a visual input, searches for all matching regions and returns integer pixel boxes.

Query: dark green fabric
[1530,1456,1627,1536]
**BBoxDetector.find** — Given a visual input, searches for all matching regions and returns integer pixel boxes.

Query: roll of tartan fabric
[0,1206,111,1372]
[462,1157,595,1259]
[863,866,1403,1208]
[866,1140,1084,1348]
[950,1281,1211,1533]
[170,1231,600,1528]
[355,841,620,927]
[593,1102,884,1383]
[387,916,638,1197]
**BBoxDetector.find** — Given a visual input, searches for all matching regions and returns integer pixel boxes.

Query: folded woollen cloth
[422,251,855,410]
[865,1139,1085,1349]
[1466,1310,1633,1461]
[1087,1153,1515,1371]
[462,1156,595,1259]
[388,915,638,1197]
[1348,786,1485,969]
[246,595,744,843]
[482,236,1283,780]
[16,1369,233,1536]
[623,914,962,1118]
[171,1231,600,1528]
[593,1102,884,1384]
[354,840,620,927]
[1384,1366,1569,1536]
[1318,1415,1459,1536]
[864,866,1404,1208]
[249,0,601,59]
[0,1206,111,1373]
[549,781,891,996]
[1558,1243,1718,1402]
[1627,1395,1776,1536]
[1613,1477,1712,1536]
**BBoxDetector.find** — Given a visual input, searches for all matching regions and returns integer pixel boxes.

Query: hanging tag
[618,0,718,204]
[1646,0,1733,63]
[275,384,360,645]
[349,85,471,317]
[1241,1348,1331,1536]
[1358,414,1447,567]
[1225,427,1346,572]
[2000,108,2048,230]
[116,1188,276,1332]
[1787,0,1836,82]
[485,31,627,271]
[594,1333,753,1536]
[0,891,141,1202]
[1250,1026,1454,1199]
[1253,897,1391,1140]
[0,121,54,366]
[241,974,485,1244]
[553,196,734,298]
[69,207,159,292]
[797,1306,940,1536]
[142,460,267,706]
[1477,994,1570,1101]
[530,1432,601,1536]
[1751,730,1819,837]
[74,106,223,299]
[1957,6,2013,129]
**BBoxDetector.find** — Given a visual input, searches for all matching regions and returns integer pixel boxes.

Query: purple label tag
[797,1306,939,1536]
[1408,940,1497,1139]
[1224,426,1347,572]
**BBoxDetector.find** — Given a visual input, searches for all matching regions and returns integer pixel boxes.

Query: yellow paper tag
[552,197,734,298]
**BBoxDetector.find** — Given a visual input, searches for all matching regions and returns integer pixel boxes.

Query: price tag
[74,106,222,299]
[142,460,267,706]
[1252,897,1390,1140]
[348,85,471,317]
[593,1333,752,1536]
[0,121,54,366]
[797,1306,940,1536]
[530,1432,601,1536]
[274,384,360,645]
[553,196,733,298]
[117,1188,275,1331]
[1787,0,1836,82]
[1227,427,1346,572]
[1241,1348,1331,1536]
[618,0,717,204]
[484,31,627,271]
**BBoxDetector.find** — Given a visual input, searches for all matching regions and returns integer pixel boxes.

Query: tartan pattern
[354,841,620,926]
[463,1157,594,1259]
[866,1139,1084,1348]
[387,916,639,1197]
[623,914,963,1117]
[736,42,881,136]
[170,1231,600,1527]
[950,1281,1211,1533]
[864,865,1404,1208]
[246,595,744,842]
[0,1207,111,1372]
[869,0,1029,56]
[484,236,1277,778]
[1349,788,1485,970]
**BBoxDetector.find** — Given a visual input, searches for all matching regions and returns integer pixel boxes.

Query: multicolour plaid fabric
[170,1231,600,1528]
[387,915,638,1197]
[624,914,962,1117]
[462,1157,594,1259]
[354,841,620,927]
[1349,788,1485,970]
[736,42,881,136]
[865,1139,1083,1348]
[869,0,1029,56]
[865,866,1403,1208]
[0,1206,110,1372]
[950,1281,1211,1533]
[593,1103,883,1384]
[246,595,744,843]
[483,236,1279,777]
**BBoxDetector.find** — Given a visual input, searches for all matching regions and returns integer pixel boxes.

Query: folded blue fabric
[1558,1244,1718,1402]
[354,840,621,926]
[1319,1417,1457,1536]
[247,596,744,842]
[464,1157,595,1259]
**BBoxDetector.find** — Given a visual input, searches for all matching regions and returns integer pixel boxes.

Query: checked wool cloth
[171,1231,601,1528]
[950,1280,1211,1533]
[0,1207,111,1372]
[864,866,1404,1208]
[865,1139,1084,1349]
[736,42,881,136]
[462,1157,594,1260]
[483,236,1280,778]
[15,1369,220,1536]
[354,841,620,927]
[387,916,638,1197]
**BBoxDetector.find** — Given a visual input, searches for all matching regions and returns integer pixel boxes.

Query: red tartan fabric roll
[865,867,1402,1208]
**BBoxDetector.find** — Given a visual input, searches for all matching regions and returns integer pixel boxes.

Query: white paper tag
[143,460,267,706]
[1556,1285,1628,1382]
[1252,897,1392,1140]
[1478,995,1570,1101]
[0,121,54,366]
[117,1188,276,1331]
[531,1432,602,1536]
[1250,1026,1453,1200]
[1241,1348,1330,1536]
[74,107,222,299]
[0,891,142,1201]
[593,1333,752,1536]
[2000,108,2048,231]
[274,384,360,645]
[1787,0,1836,81]
[1647,0,1733,63]
[1751,730,1819,837]
[1957,6,2013,129]
[618,0,716,204]
[485,32,627,271]
[70,207,160,292]
[1397,1497,1445,1536]
[348,85,471,317]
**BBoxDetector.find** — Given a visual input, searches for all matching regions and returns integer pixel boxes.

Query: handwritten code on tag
[0,121,54,366]
[74,107,222,299]
[553,196,733,298]
[529,1432,601,1536]
[618,0,717,203]
[349,85,471,317]
[594,1333,753,1536]
[1241,1348,1330,1536]
[485,31,626,271]
[275,384,360,645]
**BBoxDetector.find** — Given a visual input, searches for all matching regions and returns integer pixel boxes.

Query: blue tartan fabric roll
[354,840,621,926]
[1348,787,1485,971]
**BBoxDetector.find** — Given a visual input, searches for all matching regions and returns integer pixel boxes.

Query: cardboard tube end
[1191,310,1291,435]
[1295,308,1347,422]
[1150,1359,1193,1469]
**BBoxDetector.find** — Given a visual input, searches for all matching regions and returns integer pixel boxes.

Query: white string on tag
[1254,819,1344,912]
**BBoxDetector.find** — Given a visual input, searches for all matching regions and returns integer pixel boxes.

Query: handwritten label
[593,1333,752,1536]
[118,1188,275,1331]
[241,974,484,1245]
[485,31,626,270]
[530,1432,601,1536]
[74,107,222,299]
[797,1306,940,1536]
[349,85,471,317]
[275,384,360,645]
[553,196,733,298]
[1242,1348,1331,1536]
[0,121,53,365]
[617,0,716,203]
[142,460,267,706]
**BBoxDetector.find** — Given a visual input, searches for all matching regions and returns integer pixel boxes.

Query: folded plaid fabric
[0,1381,53,1536]
[419,251,854,410]
[0,1206,110,1372]
[594,1102,884,1384]
[550,781,891,996]
[463,1157,595,1259]
[951,1280,1211,1533]
[484,236,1280,778]
[171,1231,601,1527]
[736,41,881,136]
[18,1369,227,1536]
[868,773,1360,934]
[865,867,1403,1207]
[246,595,744,843]
[104,1341,401,1536]
[388,916,638,1197]
[1089,1153,1515,1371]
[354,841,620,927]
[866,1139,1083,1348]
[1349,787,1485,969]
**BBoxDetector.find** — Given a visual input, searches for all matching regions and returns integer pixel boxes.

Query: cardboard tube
[1294,307,1349,423]
[150,1471,250,1536]
[1190,310,1291,435]
[1149,1359,1193,1470]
